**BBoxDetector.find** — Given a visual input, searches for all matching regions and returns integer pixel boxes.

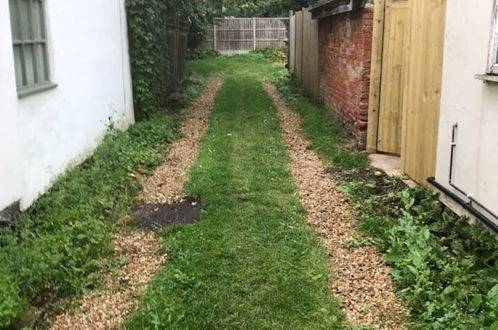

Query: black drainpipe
[428,178,498,233]
[428,123,498,233]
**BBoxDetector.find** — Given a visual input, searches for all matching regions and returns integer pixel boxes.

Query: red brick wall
[318,8,373,147]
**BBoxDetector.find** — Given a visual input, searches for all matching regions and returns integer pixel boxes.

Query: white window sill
[475,74,498,83]
[18,82,58,98]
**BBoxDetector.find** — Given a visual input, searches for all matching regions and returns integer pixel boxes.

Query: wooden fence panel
[289,15,296,72]
[289,9,319,101]
[295,11,304,81]
[204,18,289,54]
[401,0,447,188]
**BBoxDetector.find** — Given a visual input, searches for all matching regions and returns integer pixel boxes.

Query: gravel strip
[51,77,223,330]
[265,84,408,330]
[140,77,223,205]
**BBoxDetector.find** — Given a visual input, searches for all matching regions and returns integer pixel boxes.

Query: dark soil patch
[326,167,407,217]
[138,198,202,231]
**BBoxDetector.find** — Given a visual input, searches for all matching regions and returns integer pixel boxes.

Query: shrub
[186,48,221,60]
[253,45,287,63]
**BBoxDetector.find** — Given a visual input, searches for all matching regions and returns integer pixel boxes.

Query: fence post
[253,17,257,50]
[213,22,217,51]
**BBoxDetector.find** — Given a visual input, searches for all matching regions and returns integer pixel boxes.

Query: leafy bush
[341,173,498,329]
[253,45,287,63]
[186,48,221,60]
[0,114,180,327]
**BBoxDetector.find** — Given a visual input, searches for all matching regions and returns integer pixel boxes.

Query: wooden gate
[401,0,447,187]
[367,0,447,188]
[376,0,409,155]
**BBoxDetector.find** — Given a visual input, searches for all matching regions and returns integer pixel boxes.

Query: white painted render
[0,0,134,211]
[436,0,498,223]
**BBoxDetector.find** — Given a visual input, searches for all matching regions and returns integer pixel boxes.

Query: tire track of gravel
[51,77,223,330]
[265,84,407,330]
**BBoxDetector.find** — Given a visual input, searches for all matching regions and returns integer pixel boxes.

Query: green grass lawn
[188,53,284,79]
[125,74,348,329]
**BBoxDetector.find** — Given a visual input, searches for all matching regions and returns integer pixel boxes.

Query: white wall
[0,0,134,211]
[436,0,498,223]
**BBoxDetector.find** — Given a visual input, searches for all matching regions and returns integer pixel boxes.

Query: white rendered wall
[436,0,498,221]
[0,0,134,211]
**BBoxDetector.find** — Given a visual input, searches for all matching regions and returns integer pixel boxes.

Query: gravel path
[265,84,407,330]
[51,77,223,330]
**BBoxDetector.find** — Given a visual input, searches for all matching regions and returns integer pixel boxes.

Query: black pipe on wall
[428,178,498,233]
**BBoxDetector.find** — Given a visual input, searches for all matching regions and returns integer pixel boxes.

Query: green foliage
[273,70,368,169]
[252,45,287,63]
[126,0,171,119]
[0,113,180,327]
[126,74,346,329]
[186,48,222,60]
[341,174,498,329]
[218,0,317,17]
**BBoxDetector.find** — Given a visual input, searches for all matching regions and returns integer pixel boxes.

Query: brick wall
[318,7,374,147]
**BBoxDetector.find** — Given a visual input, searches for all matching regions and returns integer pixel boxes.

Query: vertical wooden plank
[253,17,257,50]
[366,0,386,153]
[295,11,304,82]
[401,0,447,188]
[213,22,217,51]
[376,0,409,155]
[300,9,319,101]
[289,14,296,73]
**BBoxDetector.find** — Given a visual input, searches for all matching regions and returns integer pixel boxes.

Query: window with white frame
[9,0,53,97]
[489,0,498,74]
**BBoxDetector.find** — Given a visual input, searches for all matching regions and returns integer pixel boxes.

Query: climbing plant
[126,0,170,119]
[126,0,215,118]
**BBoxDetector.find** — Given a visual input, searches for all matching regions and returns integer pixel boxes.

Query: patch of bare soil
[265,84,408,330]
[138,197,202,231]
[50,77,223,330]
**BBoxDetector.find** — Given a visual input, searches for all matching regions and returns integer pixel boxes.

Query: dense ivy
[126,0,170,119]
[125,0,215,118]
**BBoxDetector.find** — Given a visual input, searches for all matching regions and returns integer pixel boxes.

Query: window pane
[31,0,44,40]
[23,44,36,86]
[13,45,25,88]
[34,43,48,82]
[9,0,21,39]
[18,0,31,40]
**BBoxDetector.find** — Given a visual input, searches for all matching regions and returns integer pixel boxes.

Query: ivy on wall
[126,0,171,119]
[126,0,214,119]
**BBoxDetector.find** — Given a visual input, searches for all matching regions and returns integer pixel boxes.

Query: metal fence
[166,19,190,94]
[204,17,289,55]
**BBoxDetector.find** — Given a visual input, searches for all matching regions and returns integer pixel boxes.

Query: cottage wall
[318,7,373,146]
[0,0,134,213]
[436,0,498,225]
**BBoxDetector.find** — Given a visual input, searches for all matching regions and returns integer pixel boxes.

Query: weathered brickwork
[318,8,373,147]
